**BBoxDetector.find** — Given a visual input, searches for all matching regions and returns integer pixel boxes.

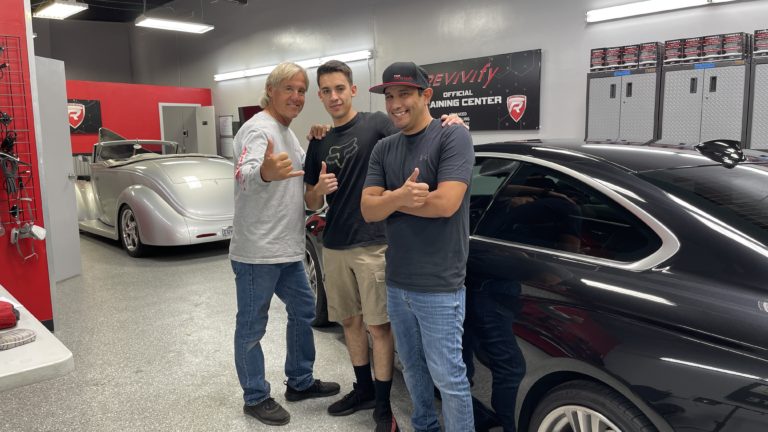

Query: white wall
[35,0,768,144]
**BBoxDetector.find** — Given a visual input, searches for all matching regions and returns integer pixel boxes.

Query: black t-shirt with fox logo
[304,112,397,249]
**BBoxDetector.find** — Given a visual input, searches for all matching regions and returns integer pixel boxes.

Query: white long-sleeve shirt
[229,111,306,264]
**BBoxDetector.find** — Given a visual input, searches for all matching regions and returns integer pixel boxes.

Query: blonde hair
[260,62,309,108]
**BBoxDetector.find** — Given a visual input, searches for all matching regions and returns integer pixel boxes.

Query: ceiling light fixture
[135,15,215,34]
[214,50,373,82]
[33,0,88,20]
[586,0,738,23]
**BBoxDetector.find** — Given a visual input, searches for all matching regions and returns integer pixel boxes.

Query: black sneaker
[243,398,290,426]
[327,383,376,416]
[374,411,400,432]
[284,379,341,402]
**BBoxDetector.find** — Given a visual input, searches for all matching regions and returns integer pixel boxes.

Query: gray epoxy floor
[0,234,414,431]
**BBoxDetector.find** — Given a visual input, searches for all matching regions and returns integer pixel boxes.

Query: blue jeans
[464,279,526,431]
[387,285,474,432]
[231,260,316,405]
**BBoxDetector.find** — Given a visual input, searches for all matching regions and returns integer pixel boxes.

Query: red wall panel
[66,81,212,154]
[1,1,52,323]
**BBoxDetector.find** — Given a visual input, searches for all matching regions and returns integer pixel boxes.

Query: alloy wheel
[537,405,622,432]
[121,208,139,251]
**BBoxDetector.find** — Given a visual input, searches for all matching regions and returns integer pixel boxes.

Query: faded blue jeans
[231,260,316,405]
[387,284,474,432]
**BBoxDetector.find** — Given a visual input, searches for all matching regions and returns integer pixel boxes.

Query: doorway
[159,104,217,155]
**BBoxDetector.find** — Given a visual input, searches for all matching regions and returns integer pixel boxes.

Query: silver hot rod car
[75,128,234,257]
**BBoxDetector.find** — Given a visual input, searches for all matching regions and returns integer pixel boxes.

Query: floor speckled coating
[0,234,417,431]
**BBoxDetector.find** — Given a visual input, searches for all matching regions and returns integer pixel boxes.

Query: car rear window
[639,163,768,238]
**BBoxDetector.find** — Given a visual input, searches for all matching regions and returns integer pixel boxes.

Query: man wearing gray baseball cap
[362,61,475,432]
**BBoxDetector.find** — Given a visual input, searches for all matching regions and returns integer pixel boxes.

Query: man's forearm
[395,191,455,218]
[361,189,402,222]
[396,182,466,218]
[304,187,324,211]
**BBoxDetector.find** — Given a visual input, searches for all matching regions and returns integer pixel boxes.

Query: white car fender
[116,185,191,246]
[74,180,100,222]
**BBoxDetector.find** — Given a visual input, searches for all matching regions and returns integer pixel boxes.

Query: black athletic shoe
[327,383,376,416]
[284,379,341,402]
[243,398,290,426]
[374,411,400,432]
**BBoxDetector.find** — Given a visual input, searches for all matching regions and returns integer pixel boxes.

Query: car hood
[143,156,234,220]
[145,155,233,183]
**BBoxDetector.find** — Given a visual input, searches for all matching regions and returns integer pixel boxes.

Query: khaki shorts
[323,244,388,325]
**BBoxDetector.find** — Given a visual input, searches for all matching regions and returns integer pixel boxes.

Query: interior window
[474,161,662,262]
[469,157,520,231]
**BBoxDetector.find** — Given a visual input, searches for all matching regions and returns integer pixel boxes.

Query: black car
[305,139,768,432]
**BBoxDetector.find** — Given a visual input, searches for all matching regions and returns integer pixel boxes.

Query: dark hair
[317,60,353,86]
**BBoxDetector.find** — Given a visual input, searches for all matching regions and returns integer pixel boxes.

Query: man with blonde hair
[230,62,340,427]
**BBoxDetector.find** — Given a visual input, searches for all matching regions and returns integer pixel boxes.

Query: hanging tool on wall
[1,130,16,154]
[1,150,27,195]
[10,220,45,261]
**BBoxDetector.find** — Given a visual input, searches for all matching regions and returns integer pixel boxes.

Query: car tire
[119,205,147,258]
[530,380,656,432]
[304,238,329,327]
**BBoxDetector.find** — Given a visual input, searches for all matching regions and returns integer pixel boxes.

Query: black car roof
[474,140,768,173]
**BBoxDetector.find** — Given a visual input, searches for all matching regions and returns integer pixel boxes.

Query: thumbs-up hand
[398,168,429,208]
[314,161,338,195]
[260,137,305,182]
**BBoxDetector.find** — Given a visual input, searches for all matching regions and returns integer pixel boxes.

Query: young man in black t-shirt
[304,60,464,432]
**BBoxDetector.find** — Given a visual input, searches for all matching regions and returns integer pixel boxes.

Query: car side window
[469,157,521,231]
[474,161,662,262]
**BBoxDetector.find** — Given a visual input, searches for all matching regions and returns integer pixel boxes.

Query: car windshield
[97,141,176,162]
[639,163,768,241]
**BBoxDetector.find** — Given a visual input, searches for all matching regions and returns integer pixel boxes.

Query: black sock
[374,379,393,414]
[353,363,374,397]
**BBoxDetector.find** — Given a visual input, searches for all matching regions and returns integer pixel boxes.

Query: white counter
[0,284,74,392]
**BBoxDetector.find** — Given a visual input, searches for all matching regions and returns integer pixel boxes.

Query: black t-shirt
[364,119,475,293]
[304,112,397,249]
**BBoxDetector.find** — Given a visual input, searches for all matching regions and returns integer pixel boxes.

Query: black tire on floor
[530,380,657,432]
[119,205,147,258]
[304,238,329,327]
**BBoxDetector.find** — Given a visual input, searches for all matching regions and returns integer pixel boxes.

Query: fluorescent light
[33,0,88,20]
[135,15,214,34]
[296,58,321,69]
[214,50,372,82]
[586,0,738,23]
